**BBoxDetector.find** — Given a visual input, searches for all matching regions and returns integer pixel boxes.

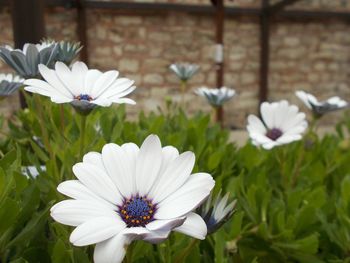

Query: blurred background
[1,0,350,129]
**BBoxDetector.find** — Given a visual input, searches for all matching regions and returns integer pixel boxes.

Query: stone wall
[1,1,350,128]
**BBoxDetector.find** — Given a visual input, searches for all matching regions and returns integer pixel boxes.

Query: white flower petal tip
[169,62,199,81]
[23,61,137,113]
[51,134,215,262]
[195,86,236,107]
[296,90,348,116]
[247,100,307,150]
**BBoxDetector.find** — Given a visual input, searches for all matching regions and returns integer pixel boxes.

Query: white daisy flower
[195,87,235,107]
[0,73,24,98]
[51,135,215,263]
[24,61,136,114]
[169,63,199,82]
[296,90,348,116]
[0,43,58,78]
[247,100,308,150]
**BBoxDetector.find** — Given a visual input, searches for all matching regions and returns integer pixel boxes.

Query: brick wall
[1,1,350,128]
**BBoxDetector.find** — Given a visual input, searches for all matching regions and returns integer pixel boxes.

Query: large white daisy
[51,135,215,263]
[247,100,308,150]
[296,90,347,116]
[24,61,136,113]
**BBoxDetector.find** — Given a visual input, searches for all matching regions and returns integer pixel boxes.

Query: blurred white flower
[21,165,46,178]
[195,87,235,107]
[0,73,24,98]
[296,90,347,116]
[169,63,199,82]
[199,190,236,234]
[41,39,82,65]
[247,100,307,150]
[0,43,58,78]
[24,61,136,114]
[51,135,215,263]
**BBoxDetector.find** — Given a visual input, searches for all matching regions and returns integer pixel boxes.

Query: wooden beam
[11,0,46,108]
[76,0,89,64]
[268,0,301,15]
[259,0,270,104]
[214,0,225,125]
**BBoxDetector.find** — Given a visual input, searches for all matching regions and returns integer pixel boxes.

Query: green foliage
[1,95,350,262]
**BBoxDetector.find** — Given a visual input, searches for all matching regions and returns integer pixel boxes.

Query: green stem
[33,95,60,181]
[174,239,199,263]
[291,145,305,188]
[125,243,134,263]
[60,104,65,135]
[79,115,87,158]
[180,80,187,109]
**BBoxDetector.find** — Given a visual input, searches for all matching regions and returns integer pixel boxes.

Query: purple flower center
[119,196,156,227]
[266,128,283,141]
[75,94,92,101]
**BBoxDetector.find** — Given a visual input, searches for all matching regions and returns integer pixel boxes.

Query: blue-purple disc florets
[119,195,156,227]
[75,94,92,101]
[266,128,283,141]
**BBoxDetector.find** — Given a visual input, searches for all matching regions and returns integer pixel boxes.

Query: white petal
[55,62,77,96]
[73,162,123,205]
[57,180,115,209]
[156,173,215,219]
[91,70,119,99]
[70,61,88,96]
[82,152,105,169]
[38,64,73,98]
[70,217,126,246]
[94,232,132,263]
[149,151,195,203]
[146,217,186,232]
[135,135,162,196]
[110,98,136,105]
[260,102,274,128]
[174,212,207,240]
[51,200,118,226]
[83,69,102,95]
[24,78,71,99]
[247,115,266,134]
[102,143,138,198]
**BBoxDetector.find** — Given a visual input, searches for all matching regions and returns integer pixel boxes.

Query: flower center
[266,128,283,141]
[75,94,92,101]
[119,196,156,227]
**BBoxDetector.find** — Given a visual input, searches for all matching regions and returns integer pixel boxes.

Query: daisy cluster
[0,40,349,263]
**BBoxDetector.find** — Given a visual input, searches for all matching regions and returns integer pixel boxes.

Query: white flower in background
[169,63,199,82]
[0,43,58,78]
[42,39,82,65]
[51,135,215,263]
[21,165,46,178]
[195,87,235,107]
[199,190,236,234]
[247,100,307,150]
[296,90,348,116]
[24,61,136,114]
[0,73,24,98]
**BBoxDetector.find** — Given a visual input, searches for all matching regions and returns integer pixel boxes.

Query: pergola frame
[2,0,350,107]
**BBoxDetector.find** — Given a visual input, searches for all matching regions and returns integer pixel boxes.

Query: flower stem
[79,115,87,158]
[180,80,187,109]
[125,243,134,263]
[174,239,199,263]
[60,104,65,135]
